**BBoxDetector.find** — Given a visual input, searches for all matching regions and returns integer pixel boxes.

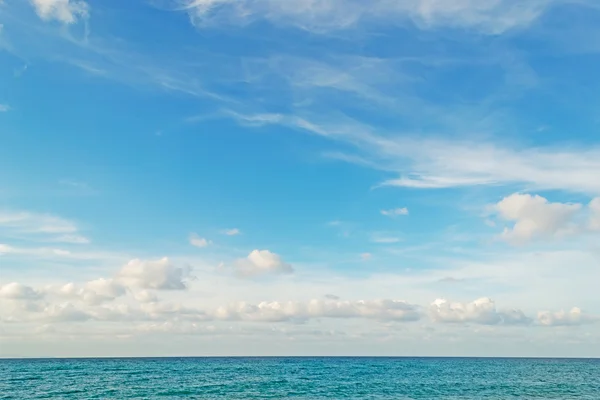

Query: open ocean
[1,357,599,399]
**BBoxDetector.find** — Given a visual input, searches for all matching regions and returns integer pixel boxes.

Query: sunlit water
[1,357,599,399]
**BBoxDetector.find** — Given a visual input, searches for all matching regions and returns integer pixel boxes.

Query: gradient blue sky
[0,0,599,357]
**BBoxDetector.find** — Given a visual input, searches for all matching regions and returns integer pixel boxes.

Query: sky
[0,0,599,358]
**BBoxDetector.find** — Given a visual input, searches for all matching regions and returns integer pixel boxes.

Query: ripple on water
[1,358,599,399]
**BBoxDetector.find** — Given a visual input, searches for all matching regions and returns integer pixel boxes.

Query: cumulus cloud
[83,279,126,302]
[3,297,421,326]
[213,299,421,322]
[0,283,42,300]
[538,307,598,327]
[494,193,582,243]
[430,298,531,325]
[30,0,89,24]
[233,250,293,277]
[381,207,409,217]
[189,233,211,248]
[54,279,126,305]
[43,303,91,322]
[134,290,158,303]
[116,257,192,290]
[180,0,556,34]
[4,273,598,336]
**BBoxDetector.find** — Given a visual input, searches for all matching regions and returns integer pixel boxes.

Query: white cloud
[189,233,211,248]
[381,207,409,217]
[116,258,192,290]
[134,290,158,303]
[538,307,598,327]
[370,235,401,244]
[30,0,89,24]
[0,104,9,112]
[234,250,293,277]
[0,244,121,263]
[52,279,126,306]
[0,210,78,234]
[4,265,599,340]
[83,279,126,303]
[0,283,42,300]
[384,140,600,195]
[494,193,582,243]
[43,303,91,322]
[51,235,90,244]
[0,210,90,244]
[590,198,600,230]
[221,228,241,236]
[181,0,556,34]
[491,194,600,244]
[430,298,531,325]
[236,114,600,196]
[213,299,421,322]
[373,139,600,195]
[0,244,71,258]
[1,293,421,326]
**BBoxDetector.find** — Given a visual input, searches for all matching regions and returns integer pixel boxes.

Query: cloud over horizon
[2,0,599,358]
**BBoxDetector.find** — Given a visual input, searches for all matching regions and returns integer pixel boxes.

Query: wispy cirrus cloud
[0,210,90,244]
[178,0,560,34]
[220,228,241,236]
[13,0,598,203]
[31,0,89,24]
[0,243,124,261]
[370,234,401,244]
[225,112,600,195]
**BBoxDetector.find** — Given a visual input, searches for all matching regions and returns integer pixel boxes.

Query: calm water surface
[1,357,599,399]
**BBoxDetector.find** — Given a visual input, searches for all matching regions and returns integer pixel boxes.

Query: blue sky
[0,0,599,357]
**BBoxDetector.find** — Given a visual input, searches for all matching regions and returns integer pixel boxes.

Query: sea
[1,357,599,399]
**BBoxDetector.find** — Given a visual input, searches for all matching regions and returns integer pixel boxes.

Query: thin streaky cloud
[381,208,409,217]
[220,228,241,236]
[227,112,600,195]
[179,0,562,34]
[371,236,401,244]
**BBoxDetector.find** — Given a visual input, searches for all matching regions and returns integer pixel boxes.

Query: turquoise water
[1,357,598,399]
